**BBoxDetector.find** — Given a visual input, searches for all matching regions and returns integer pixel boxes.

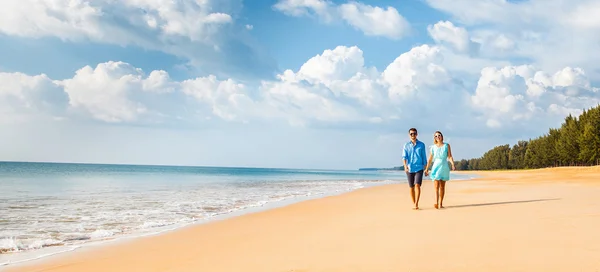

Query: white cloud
[0,72,68,122]
[565,2,600,29]
[427,21,480,55]
[1,42,597,141]
[0,61,254,125]
[468,30,517,57]
[379,44,468,123]
[1,45,455,127]
[60,62,169,123]
[424,0,600,80]
[295,46,369,84]
[0,0,232,44]
[471,65,600,129]
[181,75,256,122]
[273,0,410,39]
[338,2,410,39]
[273,0,335,22]
[0,0,276,79]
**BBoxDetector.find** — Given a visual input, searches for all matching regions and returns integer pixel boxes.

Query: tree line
[455,104,600,170]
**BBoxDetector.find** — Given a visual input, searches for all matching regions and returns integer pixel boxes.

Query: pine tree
[555,115,580,166]
[578,107,600,164]
[461,104,600,170]
[508,140,528,169]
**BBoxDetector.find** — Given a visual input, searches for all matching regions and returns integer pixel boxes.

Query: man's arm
[402,144,409,172]
[421,143,428,168]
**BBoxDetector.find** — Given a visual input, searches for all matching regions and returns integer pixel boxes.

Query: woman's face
[434,133,443,143]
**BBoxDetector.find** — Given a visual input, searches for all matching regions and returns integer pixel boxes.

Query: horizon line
[0,160,388,172]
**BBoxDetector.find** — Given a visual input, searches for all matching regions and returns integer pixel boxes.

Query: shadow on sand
[446,198,561,209]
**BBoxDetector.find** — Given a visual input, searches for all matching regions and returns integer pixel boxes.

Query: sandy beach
[4,167,600,272]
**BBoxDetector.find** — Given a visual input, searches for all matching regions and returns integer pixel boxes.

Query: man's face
[409,130,417,140]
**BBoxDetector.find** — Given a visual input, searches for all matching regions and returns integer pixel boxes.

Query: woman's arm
[447,144,456,170]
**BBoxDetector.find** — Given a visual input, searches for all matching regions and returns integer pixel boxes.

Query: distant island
[358,166,404,171]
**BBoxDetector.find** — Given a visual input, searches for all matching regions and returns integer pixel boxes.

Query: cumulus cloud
[424,0,600,80]
[2,45,457,128]
[273,0,410,39]
[60,62,180,123]
[0,0,276,79]
[427,21,480,55]
[0,72,68,123]
[471,65,600,129]
[338,2,410,39]
[1,42,597,138]
[0,0,234,43]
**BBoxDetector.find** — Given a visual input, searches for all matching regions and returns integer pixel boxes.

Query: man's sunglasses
[410,132,417,136]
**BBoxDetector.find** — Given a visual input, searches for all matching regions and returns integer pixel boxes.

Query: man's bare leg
[434,180,440,209]
[410,186,416,205]
[439,181,446,208]
[414,184,421,209]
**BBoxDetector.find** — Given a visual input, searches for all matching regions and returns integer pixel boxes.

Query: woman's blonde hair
[433,131,444,145]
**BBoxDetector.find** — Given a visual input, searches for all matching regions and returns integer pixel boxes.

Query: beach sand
[5,167,600,272]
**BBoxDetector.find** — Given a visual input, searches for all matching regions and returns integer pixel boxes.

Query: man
[402,128,427,210]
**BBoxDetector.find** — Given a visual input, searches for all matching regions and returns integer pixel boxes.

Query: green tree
[555,114,580,166]
[455,159,469,170]
[508,140,528,169]
[461,104,600,170]
[577,107,600,164]
[540,128,560,167]
[524,137,544,169]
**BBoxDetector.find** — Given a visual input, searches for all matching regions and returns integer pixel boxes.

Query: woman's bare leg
[434,180,440,209]
[439,180,446,208]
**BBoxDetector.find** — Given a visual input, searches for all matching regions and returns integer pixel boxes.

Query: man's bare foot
[439,205,445,209]
[434,204,438,209]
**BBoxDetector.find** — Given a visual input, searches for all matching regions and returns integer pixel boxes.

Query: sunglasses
[434,134,442,138]
[409,132,417,136]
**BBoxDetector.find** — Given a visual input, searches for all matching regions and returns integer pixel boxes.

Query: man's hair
[408,128,417,133]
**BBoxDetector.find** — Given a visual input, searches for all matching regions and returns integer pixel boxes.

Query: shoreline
[1,173,477,269]
[1,172,476,268]
[5,168,599,271]
[3,181,409,271]
[1,179,404,268]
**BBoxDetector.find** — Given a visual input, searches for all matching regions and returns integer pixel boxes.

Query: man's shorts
[407,170,424,188]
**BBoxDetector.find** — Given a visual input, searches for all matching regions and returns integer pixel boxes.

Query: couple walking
[402,128,456,210]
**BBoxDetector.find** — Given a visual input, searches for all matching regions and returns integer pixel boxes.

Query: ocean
[0,161,474,266]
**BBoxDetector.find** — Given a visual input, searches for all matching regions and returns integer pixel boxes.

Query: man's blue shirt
[403,140,427,173]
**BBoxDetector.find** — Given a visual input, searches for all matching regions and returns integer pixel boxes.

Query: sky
[1,0,600,170]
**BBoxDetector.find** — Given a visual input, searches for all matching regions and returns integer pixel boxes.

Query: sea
[0,161,475,266]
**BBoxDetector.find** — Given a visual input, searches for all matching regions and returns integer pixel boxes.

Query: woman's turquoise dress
[429,143,450,181]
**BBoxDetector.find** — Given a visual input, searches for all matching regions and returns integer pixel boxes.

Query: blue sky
[1,0,599,169]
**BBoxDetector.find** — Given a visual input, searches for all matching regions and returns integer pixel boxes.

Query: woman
[424,131,456,209]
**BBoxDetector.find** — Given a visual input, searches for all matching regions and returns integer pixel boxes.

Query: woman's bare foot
[413,206,419,210]
[434,204,438,209]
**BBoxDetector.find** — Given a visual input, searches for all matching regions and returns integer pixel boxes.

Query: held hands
[424,170,429,176]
